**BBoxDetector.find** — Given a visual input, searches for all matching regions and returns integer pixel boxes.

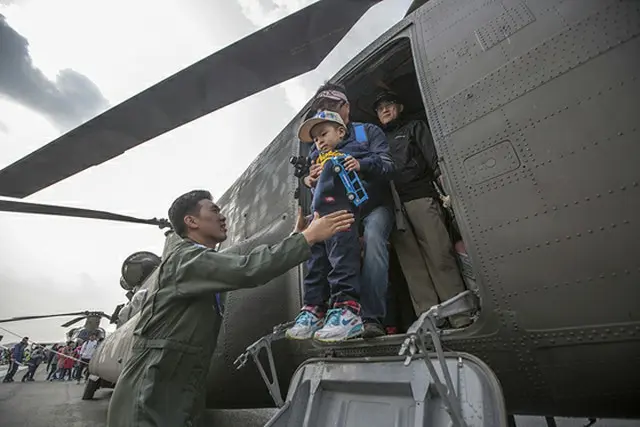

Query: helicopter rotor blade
[0,198,170,228]
[61,316,91,328]
[0,0,381,198]
[60,311,111,328]
[0,311,89,324]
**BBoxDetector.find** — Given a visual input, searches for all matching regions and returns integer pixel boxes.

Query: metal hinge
[233,321,295,407]
[398,290,477,427]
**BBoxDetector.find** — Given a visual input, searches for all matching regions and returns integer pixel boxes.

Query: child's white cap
[298,110,346,143]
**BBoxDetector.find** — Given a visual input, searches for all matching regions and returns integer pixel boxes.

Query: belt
[133,338,202,354]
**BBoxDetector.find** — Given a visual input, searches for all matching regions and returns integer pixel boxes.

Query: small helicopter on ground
[0,0,639,424]
[0,311,112,343]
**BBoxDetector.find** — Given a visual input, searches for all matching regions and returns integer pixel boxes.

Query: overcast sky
[0,0,413,343]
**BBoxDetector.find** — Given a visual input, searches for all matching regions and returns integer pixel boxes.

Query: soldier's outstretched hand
[302,210,354,245]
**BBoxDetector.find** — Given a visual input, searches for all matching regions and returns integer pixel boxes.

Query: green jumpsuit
[106,233,311,427]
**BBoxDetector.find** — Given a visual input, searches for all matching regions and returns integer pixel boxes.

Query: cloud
[0,120,7,133]
[0,14,109,132]
[0,98,58,167]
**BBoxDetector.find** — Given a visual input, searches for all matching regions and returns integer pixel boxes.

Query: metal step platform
[234,291,505,426]
[263,353,507,427]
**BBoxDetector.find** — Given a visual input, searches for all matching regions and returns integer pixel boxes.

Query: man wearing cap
[2,336,28,383]
[302,83,395,338]
[373,91,471,328]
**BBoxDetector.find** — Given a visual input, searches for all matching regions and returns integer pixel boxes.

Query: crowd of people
[1,333,101,384]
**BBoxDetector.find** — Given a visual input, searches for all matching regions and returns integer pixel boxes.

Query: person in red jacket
[61,342,76,381]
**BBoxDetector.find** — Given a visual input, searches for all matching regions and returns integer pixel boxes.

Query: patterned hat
[298,110,346,143]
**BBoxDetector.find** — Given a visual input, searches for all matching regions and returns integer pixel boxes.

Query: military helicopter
[0,311,112,342]
[0,0,639,424]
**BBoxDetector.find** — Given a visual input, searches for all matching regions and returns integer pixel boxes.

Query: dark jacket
[11,342,26,363]
[308,121,395,215]
[28,349,44,367]
[383,118,440,202]
[46,347,57,366]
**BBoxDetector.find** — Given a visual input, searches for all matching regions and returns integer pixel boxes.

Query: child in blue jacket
[286,110,382,342]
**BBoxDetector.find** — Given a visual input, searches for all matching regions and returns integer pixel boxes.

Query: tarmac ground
[0,366,276,427]
[0,365,637,427]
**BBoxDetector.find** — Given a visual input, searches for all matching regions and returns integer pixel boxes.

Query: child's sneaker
[313,307,364,342]
[286,309,324,340]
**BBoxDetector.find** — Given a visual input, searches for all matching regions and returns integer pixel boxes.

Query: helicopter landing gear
[82,375,100,400]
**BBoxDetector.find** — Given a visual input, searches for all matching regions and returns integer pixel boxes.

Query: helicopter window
[296,37,478,332]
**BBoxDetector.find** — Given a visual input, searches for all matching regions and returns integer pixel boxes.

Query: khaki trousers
[391,197,466,316]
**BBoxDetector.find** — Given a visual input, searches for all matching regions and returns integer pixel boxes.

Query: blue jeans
[360,205,394,324]
[303,224,361,308]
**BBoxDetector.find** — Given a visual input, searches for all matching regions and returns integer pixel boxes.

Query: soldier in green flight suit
[106,189,354,427]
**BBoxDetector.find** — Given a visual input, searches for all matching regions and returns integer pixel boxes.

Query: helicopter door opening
[297,37,480,333]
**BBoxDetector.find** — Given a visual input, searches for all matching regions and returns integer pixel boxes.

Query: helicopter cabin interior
[298,37,480,333]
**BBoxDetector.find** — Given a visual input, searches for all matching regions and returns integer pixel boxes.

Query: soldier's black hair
[168,190,213,237]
